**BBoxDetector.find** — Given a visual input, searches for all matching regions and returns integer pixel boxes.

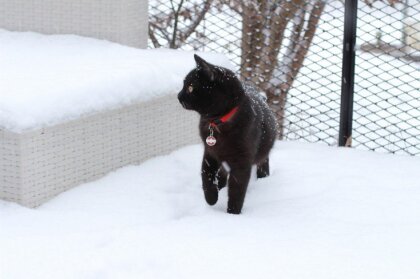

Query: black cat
[178,55,277,214]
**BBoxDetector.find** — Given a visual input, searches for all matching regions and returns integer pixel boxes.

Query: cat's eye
[187,85,193,93]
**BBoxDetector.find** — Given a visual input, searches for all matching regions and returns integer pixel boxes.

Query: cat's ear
[194,54,215,82]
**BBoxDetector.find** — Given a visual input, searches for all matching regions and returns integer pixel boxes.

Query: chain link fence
[354,0,419,155]
[149,0,420,156]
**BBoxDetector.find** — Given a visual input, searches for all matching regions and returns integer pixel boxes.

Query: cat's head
[178,55,242,117]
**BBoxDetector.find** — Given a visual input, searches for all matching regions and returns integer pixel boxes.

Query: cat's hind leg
[257,157,270,178]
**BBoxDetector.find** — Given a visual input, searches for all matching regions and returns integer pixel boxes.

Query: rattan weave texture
[0,0,148,48]
[0,94,199,207]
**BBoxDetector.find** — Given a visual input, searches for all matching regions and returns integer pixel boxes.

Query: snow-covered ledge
[0,0,148,48]
[0,30,233,207]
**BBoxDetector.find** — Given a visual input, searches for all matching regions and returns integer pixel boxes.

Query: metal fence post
[339,0,358,147]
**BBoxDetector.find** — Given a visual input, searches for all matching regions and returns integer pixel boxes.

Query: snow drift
[0,141,419,279]
[0,29,233,132]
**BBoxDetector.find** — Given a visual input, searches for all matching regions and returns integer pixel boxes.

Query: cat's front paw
[227,200,242,214]
[227,207,241,214]
[203,187,218,206]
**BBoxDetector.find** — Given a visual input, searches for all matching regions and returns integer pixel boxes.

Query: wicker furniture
[0,0,148,48]
[0,0,204,207]
[0,95,199,207]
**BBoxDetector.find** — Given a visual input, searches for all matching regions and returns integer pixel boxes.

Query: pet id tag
[206,126,217,146]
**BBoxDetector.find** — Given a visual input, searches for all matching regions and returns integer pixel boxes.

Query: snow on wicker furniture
[0,30,233,207]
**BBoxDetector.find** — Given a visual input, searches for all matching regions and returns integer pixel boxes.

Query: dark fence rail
[149,0,420,156]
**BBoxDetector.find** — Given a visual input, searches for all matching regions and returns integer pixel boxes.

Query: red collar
[209,106,239,127]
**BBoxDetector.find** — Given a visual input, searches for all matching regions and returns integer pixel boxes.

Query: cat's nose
[177,92,187,108]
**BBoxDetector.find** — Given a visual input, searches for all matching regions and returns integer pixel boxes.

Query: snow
[0,29,233,132]
[1,141,419,279]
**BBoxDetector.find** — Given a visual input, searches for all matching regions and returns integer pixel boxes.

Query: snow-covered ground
[1,141,419,279]
[0,29,232,132]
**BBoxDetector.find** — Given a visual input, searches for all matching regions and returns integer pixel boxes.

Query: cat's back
[242,82,276,124]
[242,82,278,156]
